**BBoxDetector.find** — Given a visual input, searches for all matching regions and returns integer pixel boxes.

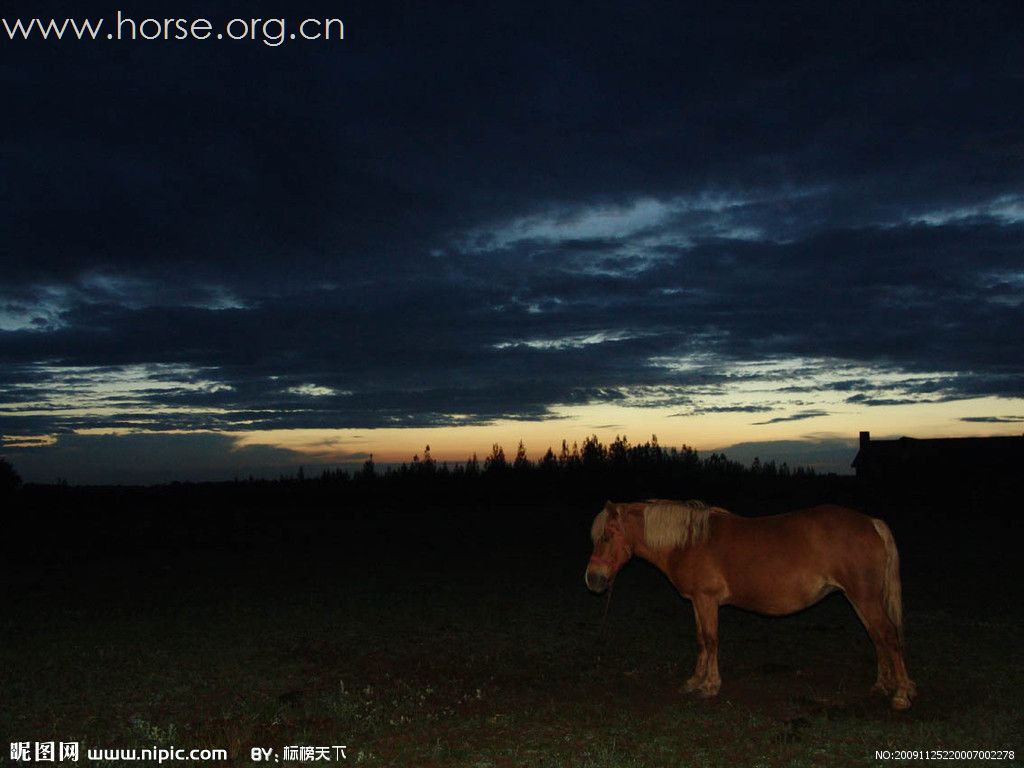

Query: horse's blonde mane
[590,499,719,549]
[642,499,715,550]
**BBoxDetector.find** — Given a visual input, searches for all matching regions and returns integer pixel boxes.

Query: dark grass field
[3,504,1022,767]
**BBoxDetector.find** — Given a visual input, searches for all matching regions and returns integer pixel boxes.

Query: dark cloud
[2,2,1023,477]
[752,410,832,426]
[960,416,1024,424]
[845,394,937,407]
[673,404,774,416]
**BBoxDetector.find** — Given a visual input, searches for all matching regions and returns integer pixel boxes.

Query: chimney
[859,431,870,451]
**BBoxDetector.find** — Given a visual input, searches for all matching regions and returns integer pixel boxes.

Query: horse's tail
[871,517,904,646]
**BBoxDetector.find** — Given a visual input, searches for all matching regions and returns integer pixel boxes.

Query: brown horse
[585,500,916,710]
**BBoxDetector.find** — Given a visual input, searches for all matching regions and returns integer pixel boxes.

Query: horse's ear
[604,500,619,518]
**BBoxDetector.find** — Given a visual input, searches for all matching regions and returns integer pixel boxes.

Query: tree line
[289,434,829,512]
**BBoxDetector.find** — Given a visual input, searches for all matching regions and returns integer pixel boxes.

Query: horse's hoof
[682,677,703,693]
[697,682,721,698]
[891,694,911,711]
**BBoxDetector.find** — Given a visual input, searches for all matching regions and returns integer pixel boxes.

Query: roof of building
[852,434,1024,469]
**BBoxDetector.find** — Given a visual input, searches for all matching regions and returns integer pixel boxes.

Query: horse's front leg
[683,621,708,693]
[683,596,721,697]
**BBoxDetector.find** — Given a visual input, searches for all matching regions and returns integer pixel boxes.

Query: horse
[585,499,916,710]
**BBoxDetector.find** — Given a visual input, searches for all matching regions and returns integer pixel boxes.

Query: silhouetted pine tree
[422,445,436,474]
[360,455,376,480]
[0,457,21,496]
[539,447,558,472]
[513,441,530,471]
[484,444,506,473]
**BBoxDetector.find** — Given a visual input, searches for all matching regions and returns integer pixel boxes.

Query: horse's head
[585,501,633,593]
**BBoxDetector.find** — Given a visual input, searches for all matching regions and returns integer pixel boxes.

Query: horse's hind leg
[683,596,721,697]
[846,591,914,710]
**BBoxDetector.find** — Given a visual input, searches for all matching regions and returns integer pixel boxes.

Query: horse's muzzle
[585,568,609,594]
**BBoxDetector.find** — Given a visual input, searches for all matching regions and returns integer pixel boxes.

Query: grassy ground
[2,508,1022,767]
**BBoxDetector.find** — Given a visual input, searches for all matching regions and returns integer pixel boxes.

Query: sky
[2,1,1023,484]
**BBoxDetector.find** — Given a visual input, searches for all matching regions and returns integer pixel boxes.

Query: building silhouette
[852,430,1024,487]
